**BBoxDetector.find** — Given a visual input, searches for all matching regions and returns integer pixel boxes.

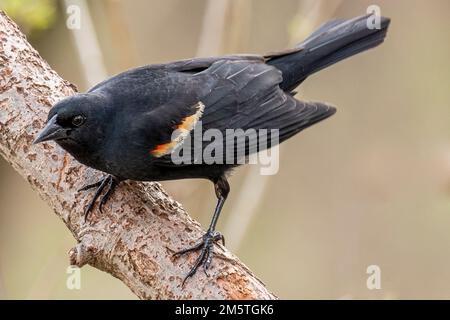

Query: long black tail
[267,14,391,92]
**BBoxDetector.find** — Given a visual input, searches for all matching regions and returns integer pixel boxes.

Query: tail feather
[267,14,391,91]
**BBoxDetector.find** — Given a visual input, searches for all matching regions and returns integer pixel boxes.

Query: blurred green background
[0,0,449,299]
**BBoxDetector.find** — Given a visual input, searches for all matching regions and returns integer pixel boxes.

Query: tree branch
[0,11,275,300]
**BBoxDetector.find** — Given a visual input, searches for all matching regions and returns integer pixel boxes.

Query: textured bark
[0,11,276,300]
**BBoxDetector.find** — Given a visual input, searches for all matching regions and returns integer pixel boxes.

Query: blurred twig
[103,0,137,70]
[224,0,252,53]
[288,0,343,46]
[62,0,107,88]
[195,0,230,57]
[224,0,343,252]
[0,10,275,300]
[0,269,4,298]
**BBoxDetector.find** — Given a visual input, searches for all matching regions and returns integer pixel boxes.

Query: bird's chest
[98,140,157,180]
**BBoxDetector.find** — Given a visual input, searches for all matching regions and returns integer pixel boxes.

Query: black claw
[210,231,225,246]
[98,176,117,213]
[182,249,207,287]
[173,241,204,257]
[81,175,119,221]
[174,231,224,286]
[84,199,97,222]
[98,196,107,213]
[203,249,211,276]
[78,181,102,192]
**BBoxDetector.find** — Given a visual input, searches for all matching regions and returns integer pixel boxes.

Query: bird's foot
[78,174,119,221]
[173,230,225,286]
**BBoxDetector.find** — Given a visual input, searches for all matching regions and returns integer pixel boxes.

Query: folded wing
[147,57,335,165]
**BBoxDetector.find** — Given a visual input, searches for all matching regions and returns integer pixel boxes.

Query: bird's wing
[145,57,335,166]
[157,54,265,73]
[198,59,335,161]
[147,100,206,157]
[87,54,264,93]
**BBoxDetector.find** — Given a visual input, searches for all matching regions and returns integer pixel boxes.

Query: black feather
[267,14,391,91]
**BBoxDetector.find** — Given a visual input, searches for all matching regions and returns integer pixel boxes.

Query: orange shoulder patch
[150,101,205,157]
[151,141,178,157]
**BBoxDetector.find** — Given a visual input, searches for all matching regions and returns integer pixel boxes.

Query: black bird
[34,14,390,284]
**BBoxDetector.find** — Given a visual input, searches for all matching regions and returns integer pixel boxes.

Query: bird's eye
[71,115,85,127]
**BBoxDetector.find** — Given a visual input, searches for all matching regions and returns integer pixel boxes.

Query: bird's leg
[173,175,229,286]
[79,174,120,221]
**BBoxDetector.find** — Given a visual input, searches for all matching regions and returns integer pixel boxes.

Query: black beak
[33,115,67,144]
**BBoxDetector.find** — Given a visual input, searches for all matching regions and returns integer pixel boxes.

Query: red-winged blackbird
[34,14,390,284]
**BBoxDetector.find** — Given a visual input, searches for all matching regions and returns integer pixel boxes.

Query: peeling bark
[0,11,276,300]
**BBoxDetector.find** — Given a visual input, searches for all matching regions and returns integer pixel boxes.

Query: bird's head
[33,93,109,157]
